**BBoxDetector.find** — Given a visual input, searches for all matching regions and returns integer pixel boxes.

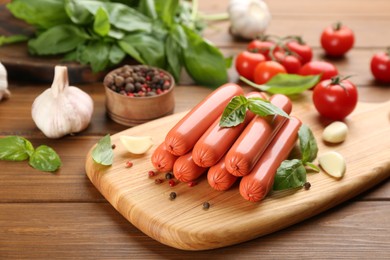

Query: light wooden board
[85,93,390,251]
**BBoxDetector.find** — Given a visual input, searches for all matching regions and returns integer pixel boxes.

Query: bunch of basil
[6,0,228,87]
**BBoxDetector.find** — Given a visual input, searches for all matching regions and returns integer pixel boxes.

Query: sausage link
[239,116,302,202]
[207,156,238,191]
[192,92,267,167]
[151,142,178,172]
[225,94,293,177]
[173,151,208,183]
[165,83,244,156]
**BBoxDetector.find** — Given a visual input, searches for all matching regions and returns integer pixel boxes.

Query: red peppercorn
[148,170,156,177]
[168,179,176,187]
[188,181,197,187]
[155,178,163,184]
[125,161,133,168]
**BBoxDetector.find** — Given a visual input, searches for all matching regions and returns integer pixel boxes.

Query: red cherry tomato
[370,48,390,83]
[312,76,358,120]
[286,40,313,64]
[247,39,280,60]
[235,51,266,81]
[274,51,302,74]
[254,61,287,85]
[321,22,354,57]
[299,61,338,81]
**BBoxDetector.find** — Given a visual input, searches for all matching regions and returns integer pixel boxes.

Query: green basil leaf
[92,134,114,166]
[171,24,187,48]
[0,136,34,161]
[305,162,321,172]
[138,0,157,19]
[273,159,307,190]
[109,44,126,66]
[225,56,233,68]
[165,34,182,82]
[219,96,248,127]
[247,97,290,118]
[94,7,110,37]
[240,74,321,95]
[78,41,110,72]
[155,0,179,28]
[0,35,29,46]
[107,28,125,40]
[119,33,165,68]
[64,0,94,25]
[182,26,228,87]
[28,25,89,55]
[298,124,318,163]
[7,0,71,29]
[29,145,61,172]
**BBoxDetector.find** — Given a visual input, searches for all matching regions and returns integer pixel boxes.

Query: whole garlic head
[228,0,271,40]
[32,66,94,138]
[0,62,11,101]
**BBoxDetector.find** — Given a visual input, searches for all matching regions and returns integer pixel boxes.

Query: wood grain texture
[85,95,390,250]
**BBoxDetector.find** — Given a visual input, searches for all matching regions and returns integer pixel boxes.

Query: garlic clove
[322,121,348,144]
[120,135,154,154]
[318,151,346,178]
[31,66,94,138]
[0,62,11,101]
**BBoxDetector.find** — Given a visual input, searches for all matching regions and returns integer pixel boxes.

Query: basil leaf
[305,162,321,172]
[92,134,114,166]
[0,35,29,46]
[155,0,179,28]
[78,40,110,72]
[28,25,89,55]
[165,34,182,82]
[219,96,248,127]
[29,145,62,172]
[273,159,307,190]
[0,136,34,161]
[247,97,290,118]
[298,124,318,163]
[7,0,71,29]
[118,40,145,64]
[240,74,321,95]
[109,44,126,66]
[94,7,110,37]
[171,24,187,48]
[138,0,157,19]
[182,26,228,87]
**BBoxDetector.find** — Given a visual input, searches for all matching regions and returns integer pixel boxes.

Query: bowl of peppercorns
[103,65,175,126]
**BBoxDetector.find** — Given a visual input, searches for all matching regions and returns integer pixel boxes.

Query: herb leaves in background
[92,134,114,166]
[273,125,319,191]
[5,0,228,87]
[0,136,61,172]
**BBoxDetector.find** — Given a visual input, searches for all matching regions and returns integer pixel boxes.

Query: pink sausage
[173,151,208,183]
[151,142,178,172]
[207,156,238,191]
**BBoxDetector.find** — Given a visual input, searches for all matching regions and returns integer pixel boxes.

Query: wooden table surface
[1,0,389,259]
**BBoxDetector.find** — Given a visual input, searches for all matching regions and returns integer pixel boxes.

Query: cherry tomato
[254,61,287,85]
[321,22,354,57]
[299,61,338,81]
[247,39,280,60]
[312,76,358,120]
[370,48,390,83]
[274,51,302,74]
[235,51,266,81]
[286,39,313,64]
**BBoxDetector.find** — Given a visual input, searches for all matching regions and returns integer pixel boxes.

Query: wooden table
[1,0,389,258]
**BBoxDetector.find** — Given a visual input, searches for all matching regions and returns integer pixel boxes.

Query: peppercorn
[165,172,173,179]
[155,178,163,184]
[168,179,176,187]
[203,202,210,210]
[188,181,197,187]
[111,144,116,149]
[169,192,177,200]
[125,161,133,168]
[304,182,311,190]
[148,170,156,177]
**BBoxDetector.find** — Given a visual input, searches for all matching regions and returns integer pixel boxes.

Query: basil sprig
[273,125,319,191]
[92,134,114,166]
[219,96,290,127]
[241,74,321,95]
[0,136,61,172]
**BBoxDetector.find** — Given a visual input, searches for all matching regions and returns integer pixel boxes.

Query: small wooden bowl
[103,65,175,126]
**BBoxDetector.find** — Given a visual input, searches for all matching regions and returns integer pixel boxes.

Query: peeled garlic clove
[318,151,346,178]
[322,121,348,143]
[120,135,153,154]
[0,62,11,101]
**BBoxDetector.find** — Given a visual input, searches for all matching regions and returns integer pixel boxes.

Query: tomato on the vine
[235,51,266,81]
[320,22,354,57]
[254,61,287,85]
[274,51,302,74]
[299,61,338,81]
[370,48,390,83]
[312,76,358,120]
[247,39,280,60]
[286,38,313,64]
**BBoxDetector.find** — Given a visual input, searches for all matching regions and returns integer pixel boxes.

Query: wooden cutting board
[85,93,390,251]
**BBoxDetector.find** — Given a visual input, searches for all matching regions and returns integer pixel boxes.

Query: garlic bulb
[228,0,271,40]
[32,66,94,138]
[0,62,11,101]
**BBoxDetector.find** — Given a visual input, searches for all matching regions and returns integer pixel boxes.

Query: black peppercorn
[165,172,173,180]
[169,192,177,200]
[203,202,210,210]
[304,182,311,190]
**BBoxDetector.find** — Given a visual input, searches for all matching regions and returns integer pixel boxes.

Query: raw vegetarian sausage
[225,94,292,177]
[207,156,238,191]
[239,116,302,202]
[165,83,244,156]
[192,91,267,167]
[173,151,208,183]
[151,142,178,172]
